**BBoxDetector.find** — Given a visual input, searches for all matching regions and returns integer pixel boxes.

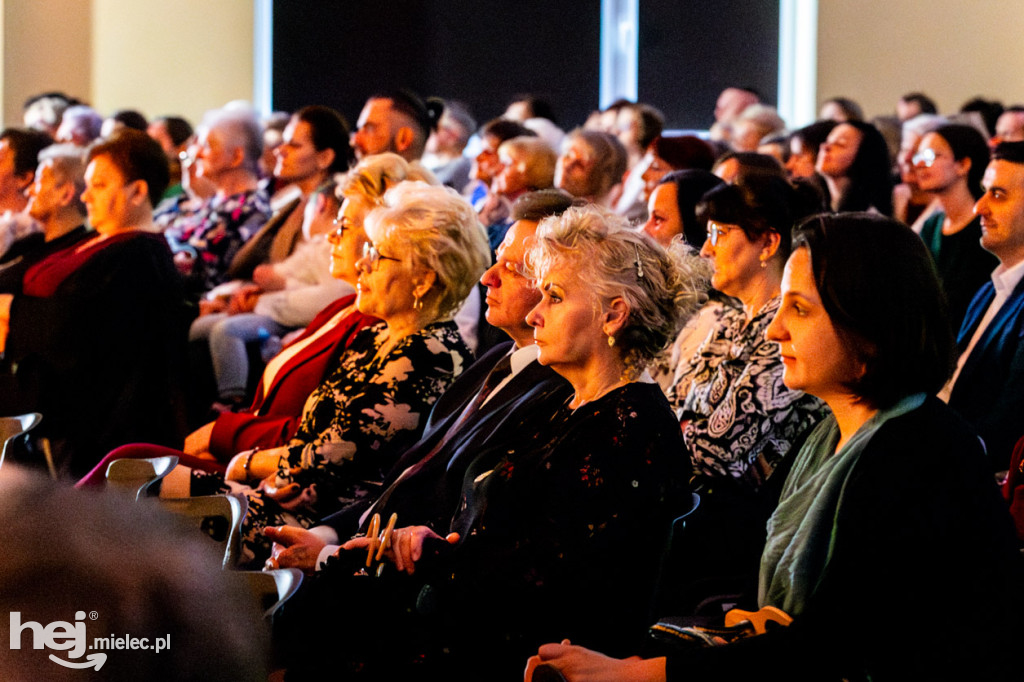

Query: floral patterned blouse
[194,319,470,565]
[165,189,272,295]
[670,296,828,488]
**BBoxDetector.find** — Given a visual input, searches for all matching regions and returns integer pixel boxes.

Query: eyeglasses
[706,221,732,247]
[329,212,352,244]
[361,241,401,269]
[912,148,940,167]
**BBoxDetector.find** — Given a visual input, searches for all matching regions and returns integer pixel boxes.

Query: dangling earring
[413,294,423,310]
[607,334,616,347]
[760,255,768,269]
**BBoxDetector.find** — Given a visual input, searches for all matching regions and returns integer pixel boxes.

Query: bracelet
[243,447,259,476]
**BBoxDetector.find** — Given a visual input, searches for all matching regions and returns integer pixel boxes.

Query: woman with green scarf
[528,213,1021,681]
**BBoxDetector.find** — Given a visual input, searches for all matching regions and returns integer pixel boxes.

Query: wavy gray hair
[528,204,710,373]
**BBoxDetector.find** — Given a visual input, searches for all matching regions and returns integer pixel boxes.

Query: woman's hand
[263,525,327,573]
[183,421,216,457]
[525,641,666,682]
[225,446,286,483]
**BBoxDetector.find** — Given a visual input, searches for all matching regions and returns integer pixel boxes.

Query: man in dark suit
[264,188,574,568]
[943,141,1024,470]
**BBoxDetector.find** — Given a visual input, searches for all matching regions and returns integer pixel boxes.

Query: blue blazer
[949,274,1024,470]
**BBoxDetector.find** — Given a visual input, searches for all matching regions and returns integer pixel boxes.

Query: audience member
[642,169,723,391]
[226,105,349,282]
[530,212,1020,682]
[897,91,939,121]
[0,144,89,293]
[22,91,74,137]
[961,96,1004,138]
[784,121,836,180]
[730,104,786,152]
[914,124,997,328]
[101,109,148,138]
[991,105,1024,147]
[816,120,893,214]
[0,128,53,259]
[941,141,1024,471]
[712,151,786,185]
[166,106,271,301]
[640,134,716,201]
[147,115,194,200]
[554,129,627,208]
[463,117,534,210]
[423,100,476,191]
[818,96,863,122]
[0,130,186,477]
[710,86,760,144]
[76,155,427,487]
[54,105,103,147]
[480,136,556,249]
[190,180,352,410]
[351,90,441,162]
[893,113,947,230]
[613,102,664,219]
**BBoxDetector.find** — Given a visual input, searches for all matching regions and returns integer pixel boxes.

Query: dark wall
[273,1,601,131]
[272,1,778,133]
[639,0,779,130]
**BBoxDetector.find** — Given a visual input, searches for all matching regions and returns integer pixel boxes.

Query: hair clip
[634,242,644,279]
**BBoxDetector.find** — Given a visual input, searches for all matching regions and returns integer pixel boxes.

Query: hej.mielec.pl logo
[9,610,171,670]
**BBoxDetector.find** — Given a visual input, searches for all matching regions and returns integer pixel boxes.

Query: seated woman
[639,134,716,203]
[641,169,727,392]
[163,181,490,564]
[667,176,829,592]
[913,123,997,329]
[816,120,893,215]
[274,205,707,679]
[74,154,430,487]
[0,130,187,478]
[529,213,1021,681]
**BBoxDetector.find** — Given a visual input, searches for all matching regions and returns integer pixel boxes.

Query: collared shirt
[940,258,1024,401]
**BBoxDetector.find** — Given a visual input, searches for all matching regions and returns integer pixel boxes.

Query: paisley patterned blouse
[671,296,828,488]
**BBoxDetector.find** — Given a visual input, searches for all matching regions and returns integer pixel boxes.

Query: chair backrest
[0,413,42,468]
[159,494,249,569]
[106,456,180,501]
[239,568,304,618]
[647,491,701,622]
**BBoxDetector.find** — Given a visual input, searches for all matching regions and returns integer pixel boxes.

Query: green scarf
[758,393,926,615]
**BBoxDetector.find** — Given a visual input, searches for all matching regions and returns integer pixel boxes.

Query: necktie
[358,352,515,529]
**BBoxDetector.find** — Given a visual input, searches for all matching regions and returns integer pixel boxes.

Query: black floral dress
[194,320,471,564]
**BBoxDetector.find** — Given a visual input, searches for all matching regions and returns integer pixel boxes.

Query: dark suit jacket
[320,341,573,538]
[1,232,188,476]
[948,274,1024,470]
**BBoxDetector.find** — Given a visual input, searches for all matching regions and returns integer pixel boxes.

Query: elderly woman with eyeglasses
[76,153,427,488]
